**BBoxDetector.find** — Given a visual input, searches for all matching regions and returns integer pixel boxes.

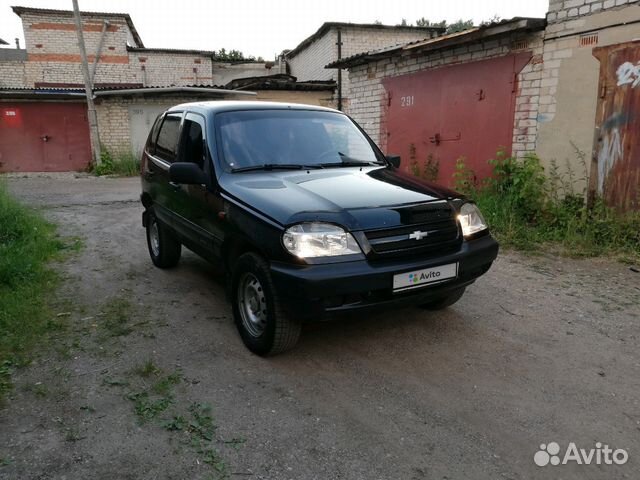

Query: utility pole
[72,0,101,166]
[336,28,343,111]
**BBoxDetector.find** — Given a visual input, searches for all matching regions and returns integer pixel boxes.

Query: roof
[226,74,336,91]
[0,38,8,45]
[327,17,546,69]
[127,46,215,56]
[11,5,144,47]
[286,21,446,59]
[167,100,340,115]
[0,85,255,99]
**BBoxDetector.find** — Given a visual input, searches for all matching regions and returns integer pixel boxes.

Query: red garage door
[0,102,91,172]
[382,53,531,187]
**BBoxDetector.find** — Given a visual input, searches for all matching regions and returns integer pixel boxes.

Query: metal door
[0,102,91,172]
[382,53,531,187]
[591,40,640,211]
[129,104,175,158]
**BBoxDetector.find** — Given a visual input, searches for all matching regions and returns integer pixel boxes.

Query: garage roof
[286,22,446,60]
[0,38,8,45]
[226,74,336,91]
[326,17,546,69]
[11,6,144,47]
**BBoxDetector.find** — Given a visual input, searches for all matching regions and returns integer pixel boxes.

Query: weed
[127,391,173,423]
[0,457,11,466]
[0,182,66,399]
[23,382,48,398]
[100,298,134,337]
[453,151,640,260]
[134,359,161,378]
[93,149,140,177]
[162,415,188,431]
[152,372,182,395]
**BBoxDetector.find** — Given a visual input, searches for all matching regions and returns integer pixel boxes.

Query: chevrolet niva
[140,101,498,355]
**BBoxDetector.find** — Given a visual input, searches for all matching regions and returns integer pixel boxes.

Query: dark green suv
[140,101,498,355]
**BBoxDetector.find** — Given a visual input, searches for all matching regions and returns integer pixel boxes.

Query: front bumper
[270,234,499,320]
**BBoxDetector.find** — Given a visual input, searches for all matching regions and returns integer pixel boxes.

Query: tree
[413,17,474,33]
[415,17,446,28]
[213,48,257,62]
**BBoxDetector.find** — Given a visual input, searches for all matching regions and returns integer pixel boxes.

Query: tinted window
[180,118,205,169]
[146,114,163,154]
[155,113,182,162]
[217,110,382,170]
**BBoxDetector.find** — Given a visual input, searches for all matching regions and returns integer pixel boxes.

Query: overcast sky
[0,0,548,59]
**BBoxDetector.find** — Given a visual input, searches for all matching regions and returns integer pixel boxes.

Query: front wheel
[232,253,301,356]
[419,287,466,310]
[146,210,181,268]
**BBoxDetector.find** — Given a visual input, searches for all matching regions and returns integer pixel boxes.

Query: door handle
[40,135,50,142]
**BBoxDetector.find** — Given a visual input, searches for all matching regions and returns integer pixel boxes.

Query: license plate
[393,263,458,292]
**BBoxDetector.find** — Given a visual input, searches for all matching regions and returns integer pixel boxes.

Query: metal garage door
[0,102,91,172]
[382,53,531,187]
[129,104,175,158]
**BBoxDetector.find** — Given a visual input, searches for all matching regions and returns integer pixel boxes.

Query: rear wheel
[146,210,181,268]
[419,287,466,310]
[232,253,301,355]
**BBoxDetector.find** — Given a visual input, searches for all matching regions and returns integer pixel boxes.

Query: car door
[145,111,184,229]
[172,112,225,261]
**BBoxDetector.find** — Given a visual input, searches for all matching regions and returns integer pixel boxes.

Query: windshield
[217,109,383,171]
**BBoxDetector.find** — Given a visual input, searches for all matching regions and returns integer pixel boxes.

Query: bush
[452,151,640,259]
[93,149,140,177]
[0,182,64,399]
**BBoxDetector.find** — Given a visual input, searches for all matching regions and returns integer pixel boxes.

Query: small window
[155,113,182,162]
[180,118,205,169]
[146,114,164,154]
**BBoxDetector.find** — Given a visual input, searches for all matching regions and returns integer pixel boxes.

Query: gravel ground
[1,175,639,480]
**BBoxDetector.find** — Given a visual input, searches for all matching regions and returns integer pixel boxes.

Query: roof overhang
[0,38,9,45]
[93,86,256,97]
[326,17,546,69]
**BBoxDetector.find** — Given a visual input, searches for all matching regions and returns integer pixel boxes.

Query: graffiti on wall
[592,42,640,211]
[616,61,640,88]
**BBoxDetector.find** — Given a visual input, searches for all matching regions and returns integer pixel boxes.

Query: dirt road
[1,175,638,479]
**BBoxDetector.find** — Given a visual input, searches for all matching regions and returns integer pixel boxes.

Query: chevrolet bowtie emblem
[409,230,428,241]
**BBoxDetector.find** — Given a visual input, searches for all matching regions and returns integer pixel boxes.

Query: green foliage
[454,151,640,258]
[410,154,440,182]
[93,149,140,177]
[213,48,256,62]
[412,17,473,33]
[0,182,64,399]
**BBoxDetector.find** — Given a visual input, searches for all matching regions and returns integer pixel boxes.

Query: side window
[155,113,182,162]
[146,114,163,154]
[179,114,205,169]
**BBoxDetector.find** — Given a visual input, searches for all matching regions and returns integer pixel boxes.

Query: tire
[419,287,466,310]
[231,252,301,356]
[146,210,181,269]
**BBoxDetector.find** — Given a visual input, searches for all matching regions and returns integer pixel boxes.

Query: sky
[0,0,548,59]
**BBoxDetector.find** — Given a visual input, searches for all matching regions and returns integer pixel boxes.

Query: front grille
[364,202,461,258]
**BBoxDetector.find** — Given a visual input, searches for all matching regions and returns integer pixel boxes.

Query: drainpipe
[336,28,343,111]
[91,20,110,85]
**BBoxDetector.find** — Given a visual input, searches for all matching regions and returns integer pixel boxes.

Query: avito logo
[534,442,628,467]
[408,271,441,283]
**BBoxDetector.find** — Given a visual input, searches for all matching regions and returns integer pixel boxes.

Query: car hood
[219,166,461,230]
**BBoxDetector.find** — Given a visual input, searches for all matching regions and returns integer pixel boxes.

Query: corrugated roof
[286,21,446,59]
[326,17,546,69]
[0,85,252,99]
[11,5,144,47]
[226,74,336,91]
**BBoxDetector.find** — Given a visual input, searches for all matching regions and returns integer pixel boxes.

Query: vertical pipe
[336,28,343,111]
[72,0,101,166]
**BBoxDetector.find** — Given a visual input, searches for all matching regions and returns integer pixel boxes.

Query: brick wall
[287,25,439,107]
[347,31,545,155]
[0,61,27,87]
[131,51,213,87]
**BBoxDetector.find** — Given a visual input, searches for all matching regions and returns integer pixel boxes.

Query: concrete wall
[212,62,279,86]
[346,31,545,155]
[536,0,640,192]
[252,89,336,107]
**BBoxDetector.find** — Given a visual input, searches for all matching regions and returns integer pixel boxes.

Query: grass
[93,150,140,177]
[100,298,135,337]
[452,150,640,261]
[0,181,65,400]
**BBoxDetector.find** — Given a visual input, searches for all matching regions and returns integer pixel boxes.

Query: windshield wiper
[320,152,383,168]
[231,163,324,173]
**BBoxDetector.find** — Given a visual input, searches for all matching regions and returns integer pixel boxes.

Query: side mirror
[169,162,207,185]
[386,155,401,168]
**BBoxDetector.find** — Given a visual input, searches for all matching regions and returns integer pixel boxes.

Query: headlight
[458,203,488,237]
[282,222,362,258]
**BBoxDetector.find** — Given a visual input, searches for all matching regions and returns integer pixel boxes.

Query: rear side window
[146,114,163,154]
[178,117,205,169]
[155,113,182,162]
